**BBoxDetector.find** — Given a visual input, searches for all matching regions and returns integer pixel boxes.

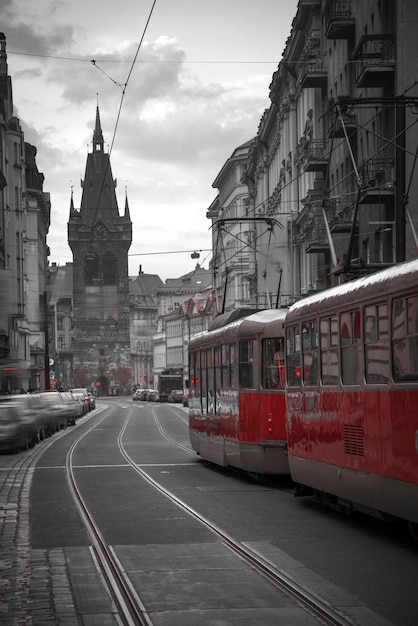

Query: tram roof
[287,258,418,320]
[189,308,287,347]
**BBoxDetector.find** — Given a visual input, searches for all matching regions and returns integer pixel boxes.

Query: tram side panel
[285,259,418,526]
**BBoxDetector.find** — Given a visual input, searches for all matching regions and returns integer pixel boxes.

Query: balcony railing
[303,139,328,172]
[359,158,395,204]
[325,197,355,232]
[325,0,355,39]
[296,205,329,253]
[298,56,327,89]
[355,35,395,88]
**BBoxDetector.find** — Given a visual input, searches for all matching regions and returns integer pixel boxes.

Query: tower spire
[69,186,74,215]
[93,99,104,152]
[0,32,8,77]
[124,185,131,220]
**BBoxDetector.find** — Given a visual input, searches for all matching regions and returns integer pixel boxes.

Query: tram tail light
[267,414,273,434]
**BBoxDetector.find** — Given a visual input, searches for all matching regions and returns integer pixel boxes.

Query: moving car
[31,391,70,433]
[87,392,96,410]
[146,390,159,402]
[168,390,183,403]
[0,395,38,452]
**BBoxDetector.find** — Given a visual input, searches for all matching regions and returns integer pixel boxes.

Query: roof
[49,263,73,302]
[129,272,165,295]
[156,265,211,293]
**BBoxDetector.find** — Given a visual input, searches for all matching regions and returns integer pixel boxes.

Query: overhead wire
[86,0,157,242]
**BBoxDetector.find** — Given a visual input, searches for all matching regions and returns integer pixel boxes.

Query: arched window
[102,251,118,285]
[85,253,99,284]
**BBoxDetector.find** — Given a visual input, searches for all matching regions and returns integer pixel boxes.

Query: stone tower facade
[68,107,132,395]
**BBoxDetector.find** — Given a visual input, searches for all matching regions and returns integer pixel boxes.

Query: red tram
[188,308,288,476]
[285,259,418,533]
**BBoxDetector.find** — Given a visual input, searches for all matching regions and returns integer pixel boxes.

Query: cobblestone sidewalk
[0,443,79,625]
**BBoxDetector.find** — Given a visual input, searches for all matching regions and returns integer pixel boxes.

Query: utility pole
[395,96,406,262]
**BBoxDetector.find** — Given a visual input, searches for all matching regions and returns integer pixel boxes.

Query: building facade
[211,0,418,312]
[68,107,132,395]
[129,266,164,390]
[208,140,260,313]
[0,33,50,393]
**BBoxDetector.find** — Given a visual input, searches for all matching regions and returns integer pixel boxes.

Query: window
[262,337,285,389]
[364,303,389,383]
[221,344,230,388]
[320,316,339,385]
[207,348,215,414]
[200,350,207,414]
[103,252,118,285]
[392,295,418,382]
[340,310,361,384]
[230,343,238,389]
[214,346,221,404]
[302,321,318,385]
[85,253,99,284]
[239,340,254,388]
[286,326,301,386]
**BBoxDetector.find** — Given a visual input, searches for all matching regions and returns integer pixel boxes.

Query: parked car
[0,394,38,452]
[182,393,189,407]
[168,390,183,403]
[70,388,90,414]
[61,391,82,425]
[132,390,142,401]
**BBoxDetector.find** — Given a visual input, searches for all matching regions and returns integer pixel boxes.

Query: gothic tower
[68,107,132,395]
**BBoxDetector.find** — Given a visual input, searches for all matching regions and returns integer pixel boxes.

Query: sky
[2,0,298,281]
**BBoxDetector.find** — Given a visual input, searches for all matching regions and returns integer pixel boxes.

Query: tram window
[302,321,318,385]
[392,295,418,382]
[189,351,196,389]
[320,317,339,385]
[262,337,285,389]
[230,343,238,389]
[215,346,222,391]
[221,344,229,387]
[286,326,301,387]
[340,310,361,385]
[364,304,389,384]
[239,340,254,388]
[207,348,215,414]
[200,350,207,414]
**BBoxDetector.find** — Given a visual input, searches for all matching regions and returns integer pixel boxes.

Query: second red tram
[285,259,418,531]
[188,308,288,476]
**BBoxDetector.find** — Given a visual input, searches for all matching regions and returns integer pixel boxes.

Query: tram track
[61,404,370,625]
[119,412,358,626]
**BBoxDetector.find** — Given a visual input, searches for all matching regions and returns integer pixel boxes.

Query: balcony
[325,0,355,39]
[303,140,328,172]
[327,104,357,139]
[359,158,395,204]
[355,35,395,88]
[306,215,329,253]
[298,56,327,89]
[325,197,355,232]
[297,205,329,253]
